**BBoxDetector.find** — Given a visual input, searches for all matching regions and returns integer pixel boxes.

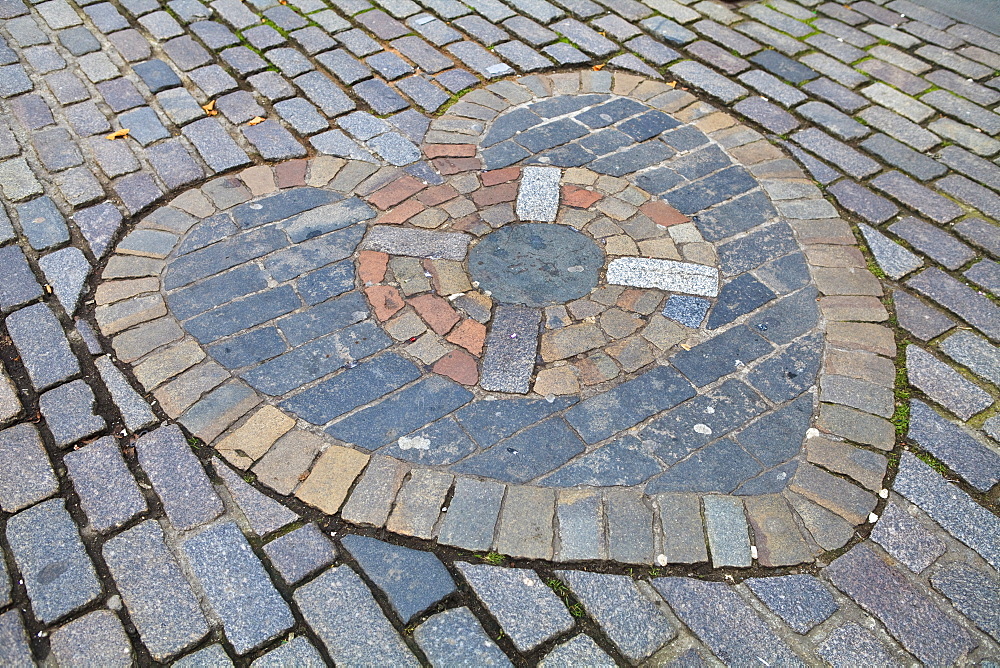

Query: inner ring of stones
[96,72,884,565]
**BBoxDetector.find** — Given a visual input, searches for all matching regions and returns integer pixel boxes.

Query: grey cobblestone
[65,436,147,532]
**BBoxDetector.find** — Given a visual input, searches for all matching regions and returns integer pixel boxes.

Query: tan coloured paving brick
[296,445,370,515]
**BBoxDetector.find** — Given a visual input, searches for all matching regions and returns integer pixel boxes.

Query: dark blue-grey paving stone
[671,325,773,387]
[907,268,1000,342]
[183,522,294,655]
[133,59,181,92]
[0,610,33,666]
[483,107,541,147]
[750,49,817,83]
[620,110,680,142]
[482,139,532,169]
[455,396,575,448]
[660,126,711,153]
[213,462,297,536]
[185,285,299,344]
[566,365,696,444]
[827,545,974,665]
[251,636,324,667]
[654,578,803,665]
[16,195,69,250]
[559,571,676,661]
[706,273,776,330]
[165,226,287,290]
[341,535,455,621]
[6,303,80,391]
[135,424,224,531]
[33,127,83,171]
[452,417,585,483]
[353,79,409,115]
[578,128,632,156]
[294,565,420,666]
[644,379,768,465]
[277,291,368,346]
[734,460,798,495]
[531,142,593,168]
[263,224,365,282]
[262,524,336,585]
[539,435,661,486]
[207,326,286,369]
[148,140,205,189]
[717,221,798,276]
[379,417,478,465]
[745,575,837,634]
[747,287,819,346]
[590,142,674,177]
[889,217,975,271]
[103,520,209,660]
[233,187,341,229]
[514,118,589,153]
[470,223,603,307]
[693,190,777,242]
[115,107,169,146]
[528,94,605,118]
[283,352,419,425]
[415,607,512,667]
[575,97,646,129]
[114,172,164,215]
[167,263,267,320]
[0,244,43,311]
[907,399,1000,492]
[6,498,101,624]
[296,259,355,305]
[893,290,954,343]
[663,295,710,328]
[326,375,472,449]
[0,423,57,513]
[645,437,762,494]
[182,117,251,172]
[930,562,1000,643]
[244,320,389,395]
[59,25,101,55]
[64,437,146,532]
[792,128,880,179]
[870,500,945,574]
[40,379,104,447]
[668,145,730,182]
[668,166,758,217]
[456,563,574,653]
[736,394,811,467]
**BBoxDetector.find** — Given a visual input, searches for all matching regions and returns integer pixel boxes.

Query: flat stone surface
[135,424,224,531]
[262,524,336,584]
[64,436,147,532]
[745,575,837,633]
[294,565,420,666]
[415,607,512,667]
[516,165,561,221]
[906,399,1000,493]
[6,303,80,391]
[827,545,975,665]
[40,379,105,447]
[341,534,455,621]
[469,222,604,306]
[6,498,101,624]
[0,423,58,512]
[49,611,133,668]
[930,562,1000,643]
[654,578,803,666]
[182,521,295,655]
[456,562,574,653]
[103,521,209,661]
[557,570,675,661]
[607,257,719,296]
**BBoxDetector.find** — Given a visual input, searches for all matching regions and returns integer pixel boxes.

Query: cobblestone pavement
[0,0,999,663]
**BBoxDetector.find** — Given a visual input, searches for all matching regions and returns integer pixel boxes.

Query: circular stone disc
[468,223,605,307]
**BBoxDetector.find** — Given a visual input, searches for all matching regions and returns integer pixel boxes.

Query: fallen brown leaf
[202,100,217,116]
[593,63,605,70]
[105,128,130,140]
[247,116,266,125]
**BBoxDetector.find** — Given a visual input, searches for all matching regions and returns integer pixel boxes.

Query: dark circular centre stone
[469,223,605,307]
